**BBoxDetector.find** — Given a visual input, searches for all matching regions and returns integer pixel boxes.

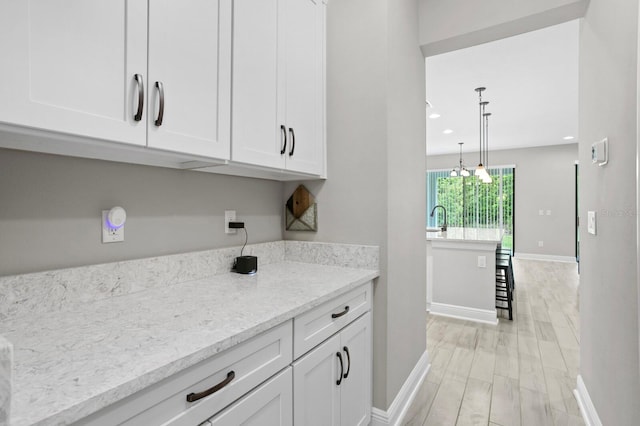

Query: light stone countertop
[426,227,504,244]
[0,261,378,426]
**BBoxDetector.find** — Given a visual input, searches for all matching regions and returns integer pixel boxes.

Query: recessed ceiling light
[443,129,453,134]
[429,113,441,119]
[563,135,575,140]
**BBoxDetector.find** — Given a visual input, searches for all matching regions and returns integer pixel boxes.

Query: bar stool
[495,248,514,320]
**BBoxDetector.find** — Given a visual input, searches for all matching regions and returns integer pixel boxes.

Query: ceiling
[425,20,579,156]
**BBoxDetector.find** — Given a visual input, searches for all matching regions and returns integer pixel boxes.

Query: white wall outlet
[588,210,597,235]
[102,210,125,243]
[225,210,237,234]
[538,209,544,216]
[546,210,551,216]
[477,255,486,268]
[538,241,544,247]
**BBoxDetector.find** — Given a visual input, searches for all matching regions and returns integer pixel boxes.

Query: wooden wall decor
[286,185,318,231]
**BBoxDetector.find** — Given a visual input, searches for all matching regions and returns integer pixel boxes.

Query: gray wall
[418,0,589,56]
[0,148,283,276]
[284,0,427,410]
[578,0,640,424]
[427,144,578,258]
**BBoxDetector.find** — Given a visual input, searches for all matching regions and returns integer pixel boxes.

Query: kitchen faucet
[430,205,447,232]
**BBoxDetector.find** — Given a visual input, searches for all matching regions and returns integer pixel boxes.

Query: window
[426,166,514,250]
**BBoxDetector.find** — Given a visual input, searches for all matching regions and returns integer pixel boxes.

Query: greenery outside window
[426,167,515,250]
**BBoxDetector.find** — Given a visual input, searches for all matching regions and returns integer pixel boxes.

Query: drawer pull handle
[133,74,144,121]
[331,306,350,319]
[336,352,344,385]
[186,371,235,403]
[343,346,351,379]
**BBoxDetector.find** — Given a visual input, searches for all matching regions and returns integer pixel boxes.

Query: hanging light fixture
[482,112,493,183]
[474,87,487,179]
[450,142,471,177]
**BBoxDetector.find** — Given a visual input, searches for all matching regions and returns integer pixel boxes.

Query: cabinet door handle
[280,125,287,155]
[331,306,349,319]
[288,127,295,156]
[133,74,144,122]
[186,371,235,403]
[343,346,351,379]
[154,81,165,127]
[336,352,344,385]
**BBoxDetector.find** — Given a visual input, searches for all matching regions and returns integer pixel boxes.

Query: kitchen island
[426,227,503,324]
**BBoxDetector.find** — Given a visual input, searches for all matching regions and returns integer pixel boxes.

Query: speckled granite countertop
[0,242,379,426]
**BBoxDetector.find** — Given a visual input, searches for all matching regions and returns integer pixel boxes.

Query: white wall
[419,0,588,56]
[0,148,283,276]
[427,144,578,258]
[284,0,427,410]
[578,0,640,424]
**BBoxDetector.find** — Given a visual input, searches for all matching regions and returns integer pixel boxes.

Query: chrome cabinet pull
[289,127,295,156]
[343,346,351,379]
[331,306,349,319]
[186,371,235,403]
[336,352,344,385]
[154,81,165,126]
[280,125,287,154]
[133,74,144,122]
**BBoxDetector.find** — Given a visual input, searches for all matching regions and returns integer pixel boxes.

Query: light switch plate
[588,211,597,235]
[477,256,486,268]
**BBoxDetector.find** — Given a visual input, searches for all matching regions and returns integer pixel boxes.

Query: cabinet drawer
[79,320,292,426]
[293,282,372,359]
[207,367,292,425]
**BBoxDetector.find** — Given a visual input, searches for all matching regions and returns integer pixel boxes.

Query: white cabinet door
[232,0,325,175]
[210,368,292,426]
[283,0,325,175]
[147,0,231,159]
[339,312,372,426]
[293,333,341,426]
[231,0,285,169]
[0,0,148,146]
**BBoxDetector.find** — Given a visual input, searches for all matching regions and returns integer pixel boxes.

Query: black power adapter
[229,221,258,275]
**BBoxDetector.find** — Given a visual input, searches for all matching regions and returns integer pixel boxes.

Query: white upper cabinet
[147,0,231,159]
[0,0,148,146]
[0,0,231,160]
[232,0,325,176]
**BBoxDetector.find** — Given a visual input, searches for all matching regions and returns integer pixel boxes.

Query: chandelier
[450,142,470,177]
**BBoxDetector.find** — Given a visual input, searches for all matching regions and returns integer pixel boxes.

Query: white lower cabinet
[293,312,372,426]
[76,283,372,426]
[207,368,292,426]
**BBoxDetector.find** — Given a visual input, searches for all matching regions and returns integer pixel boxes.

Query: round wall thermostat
[107,206,127,229]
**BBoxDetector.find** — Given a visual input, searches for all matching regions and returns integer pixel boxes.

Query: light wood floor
[404,259,583,426]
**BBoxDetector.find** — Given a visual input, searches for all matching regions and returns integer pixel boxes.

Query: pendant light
[474,87,487,179]
[450,142,470,177]
[482,112,493,183]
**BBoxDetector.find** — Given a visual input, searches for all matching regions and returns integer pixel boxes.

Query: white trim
[574,375,603,426]
[370,350,430,426]
[431,240,498,251]
[429,302,498,325]
[514,252,577,263]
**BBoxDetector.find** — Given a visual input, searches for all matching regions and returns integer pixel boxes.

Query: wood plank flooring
[403,259,582,426]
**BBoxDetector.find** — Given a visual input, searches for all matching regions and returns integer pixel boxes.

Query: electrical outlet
[477,256,486,268]
[102,210,125,243]
[588,211,597,235]
[546,210,551,216]
[225,210,237,234]
[539,210,544,216]
[538,241,544,247]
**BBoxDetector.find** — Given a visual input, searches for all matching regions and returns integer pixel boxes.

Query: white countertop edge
[33,267,380,426]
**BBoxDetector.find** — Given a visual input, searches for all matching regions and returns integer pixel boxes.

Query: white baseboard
[514,252,577,263]
[574,375,603,426]
[429,302,498,325]
[371,350,430,426]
